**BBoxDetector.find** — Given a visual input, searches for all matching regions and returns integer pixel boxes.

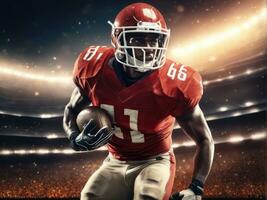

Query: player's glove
[69,119,113,151]
[170,179,204,200]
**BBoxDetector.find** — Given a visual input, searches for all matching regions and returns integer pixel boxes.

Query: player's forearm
[192,137,214,184]
[176,105,215,184]
[63,87,92,138]
[63,103,80,139]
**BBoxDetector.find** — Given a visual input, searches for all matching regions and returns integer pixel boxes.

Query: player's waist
[107,148,173,164]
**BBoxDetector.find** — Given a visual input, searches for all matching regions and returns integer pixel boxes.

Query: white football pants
[81,151,176,200]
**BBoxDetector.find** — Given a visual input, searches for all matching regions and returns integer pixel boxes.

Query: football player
[63,3,214,200]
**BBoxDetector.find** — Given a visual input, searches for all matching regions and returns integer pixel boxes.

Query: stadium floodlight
[0,131,266,156]
[46,134,59,139]
[0,150,12,155]
[218,106,229,112]
[171,8,266,56]
[51,149,60,154]
[14,149,27,154]
[205,115,218,121]
[203,67,266,86]
[245,69,252,75]
[37,149,50,154]
[231,112,242,117]
[181,141,196,147]
[29,150,36,154]
[244,101,254,107]
[250,132,266,140]
[40,114,59,118]
[62,149,75,154]
[248,108,260,114]
[0,66,72,84]
[228,136,244,143]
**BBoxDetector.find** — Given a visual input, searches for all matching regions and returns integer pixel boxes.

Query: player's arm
[63,87,90,138]
[177,104,214,183]
[63,87,92,150]
[171,105,214,200]
[63,86,113,151]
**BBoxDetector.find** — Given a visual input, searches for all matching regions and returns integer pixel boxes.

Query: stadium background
[0,0,266,199]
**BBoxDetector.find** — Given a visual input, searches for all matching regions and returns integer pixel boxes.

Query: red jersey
[73,46,203,160]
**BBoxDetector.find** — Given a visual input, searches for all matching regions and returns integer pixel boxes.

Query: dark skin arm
[176,104,214,184]
[63,87,91,139]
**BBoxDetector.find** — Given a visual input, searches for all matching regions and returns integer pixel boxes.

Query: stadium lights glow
[46,134,59,139]
[203,66,266,86]
[1,150,12,155]
[0,110,22,117]
[62,149,75,154]
[248,108,260,113]
[244,101,254,107]
[1,100,264,122]
[231,112,242,117]
[0,66,72,84]
[218,106,229,112]
[245,69,253,75]
[0,110,63,118]
[205,115,217,121]
[250,132,266,140]
[29,150,35,154]
[40,114,58,119]
[37,149,50,154]
[205,105,265,121]
[181,141,195,146]
[4,63,262,87]
[171,9,267,56]
[0,132,265,155]
[0,54,265,88]
[0,10,265,86]
[52,149,60,153]
[228,136,245,143]
[215,101,259,114]
[14,150,27,154]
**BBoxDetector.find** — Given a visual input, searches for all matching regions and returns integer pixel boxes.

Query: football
[76,106,113,133]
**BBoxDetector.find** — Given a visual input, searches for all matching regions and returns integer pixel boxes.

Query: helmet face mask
[108,3,170,72]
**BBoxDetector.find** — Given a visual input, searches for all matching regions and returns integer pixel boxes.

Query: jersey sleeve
[73,46,112,96]
[172,69,203,117]
[159,62,203,117]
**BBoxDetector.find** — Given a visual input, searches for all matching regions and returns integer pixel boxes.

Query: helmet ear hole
[114,28,120,37]
[117,51,125,60]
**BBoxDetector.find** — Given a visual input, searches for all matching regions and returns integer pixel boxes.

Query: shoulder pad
[159,60,203,101]
[73,46,114,80]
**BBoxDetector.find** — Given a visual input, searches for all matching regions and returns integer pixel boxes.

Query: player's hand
[169,189,202,200]
[170,179,203,200]
[71,119,113,151]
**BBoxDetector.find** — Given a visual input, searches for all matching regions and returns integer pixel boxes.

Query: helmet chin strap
[127,53,154,72]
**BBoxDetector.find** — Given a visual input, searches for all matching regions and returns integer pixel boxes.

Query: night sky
[0,0,265,69]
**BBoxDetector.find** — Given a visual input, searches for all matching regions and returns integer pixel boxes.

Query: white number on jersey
[124,109,144,143]
[100,104,124,139]
[83,46,104,61]
[167,63,188,81]
[100,104,145,143]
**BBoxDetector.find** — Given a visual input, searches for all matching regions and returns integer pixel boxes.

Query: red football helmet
[108,3,170,72]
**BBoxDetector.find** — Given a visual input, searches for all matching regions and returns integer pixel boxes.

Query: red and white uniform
[73,46,203,161]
